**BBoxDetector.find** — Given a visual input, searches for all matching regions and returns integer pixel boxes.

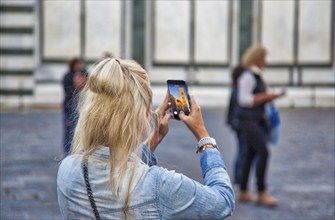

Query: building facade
[0,0,334,109]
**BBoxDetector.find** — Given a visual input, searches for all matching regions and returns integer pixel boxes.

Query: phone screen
[167,80,191,119]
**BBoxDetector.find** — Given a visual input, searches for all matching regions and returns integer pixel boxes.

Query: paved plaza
[0,108,334,219]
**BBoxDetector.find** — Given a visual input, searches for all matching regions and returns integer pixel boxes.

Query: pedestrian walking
[67,70,87,146]
[62,58,85,156]
[236,44,285,206]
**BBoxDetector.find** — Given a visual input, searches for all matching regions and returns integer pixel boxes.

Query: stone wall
[0,0,333,109]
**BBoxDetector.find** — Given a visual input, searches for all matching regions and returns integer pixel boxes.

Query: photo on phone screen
[167,80,191,119]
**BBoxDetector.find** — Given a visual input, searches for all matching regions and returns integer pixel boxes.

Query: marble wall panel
[302,68,335,84]
[43,1,80,59]
[0,96,34,107]
[0,0,34,6]
[154,1,190,63]
[149,67,187,83]
[315,88,335,107]
[261,1,294,64]
[34,63,67,81]
[34,83,63,105]
[0,56,35,69]
[298,0,332,63]
[194,1,229,63]
[0,76,34,89]
[286,87,314,107]
[263,68,290,85]
[85,1,121,59]
[190,87,229,108]
[196,68,231,84]
[0,13,34,28]
[0,34,34,49]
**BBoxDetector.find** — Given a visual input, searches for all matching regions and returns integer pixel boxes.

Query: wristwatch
[196,137,218,153]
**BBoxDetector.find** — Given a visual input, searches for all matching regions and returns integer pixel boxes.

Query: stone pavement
[0,108,334,220]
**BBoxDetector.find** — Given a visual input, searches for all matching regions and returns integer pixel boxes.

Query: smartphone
[279,89,286,97]
[167,80,191,120]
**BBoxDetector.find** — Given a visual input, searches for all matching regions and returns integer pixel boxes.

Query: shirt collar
[249,65,263,76]
[91,146,139,162]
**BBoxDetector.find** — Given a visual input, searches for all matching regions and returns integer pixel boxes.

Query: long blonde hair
[241,44,267,68]
[72,58,152,215]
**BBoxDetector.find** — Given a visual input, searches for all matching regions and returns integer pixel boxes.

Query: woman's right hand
[179,95,209,141]
[146,92,173,152]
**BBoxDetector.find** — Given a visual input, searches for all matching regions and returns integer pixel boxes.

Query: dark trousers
[234,129,246,185]
[63,122,72,156]
[63,112,73,156]
[239,120,269,192]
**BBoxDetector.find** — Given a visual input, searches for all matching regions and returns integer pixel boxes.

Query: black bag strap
[82,158,101,220]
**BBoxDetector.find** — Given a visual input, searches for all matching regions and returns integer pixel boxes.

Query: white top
[237,65,265,108]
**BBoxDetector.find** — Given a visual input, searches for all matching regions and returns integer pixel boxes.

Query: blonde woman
[236,44,284,206]
[57,58,235,219]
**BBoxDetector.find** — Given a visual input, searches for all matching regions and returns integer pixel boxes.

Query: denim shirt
[57,145,235,219]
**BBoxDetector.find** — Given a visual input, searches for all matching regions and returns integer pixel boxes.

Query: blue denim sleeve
[156,148,235,219]
[200,148,226,177]
[141,144,157,166]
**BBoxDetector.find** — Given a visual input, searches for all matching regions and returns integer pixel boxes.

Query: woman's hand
[179,95,209,141]
[145,92,173,152]
[253,91,285,107]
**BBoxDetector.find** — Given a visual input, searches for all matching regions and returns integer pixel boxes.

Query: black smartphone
[167,80,191,120]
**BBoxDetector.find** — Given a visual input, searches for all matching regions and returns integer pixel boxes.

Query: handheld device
[278,89,286,97]
[167,80,191,120]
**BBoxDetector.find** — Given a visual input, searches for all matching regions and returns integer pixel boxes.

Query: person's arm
[238,71,282,108]
[252,92,279,107]
[154,96,234,219]
[144,92,172,152]
[142,92,172,166]
[156,149,235,219]
[141,144,157,166]
[237,72,256,107]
